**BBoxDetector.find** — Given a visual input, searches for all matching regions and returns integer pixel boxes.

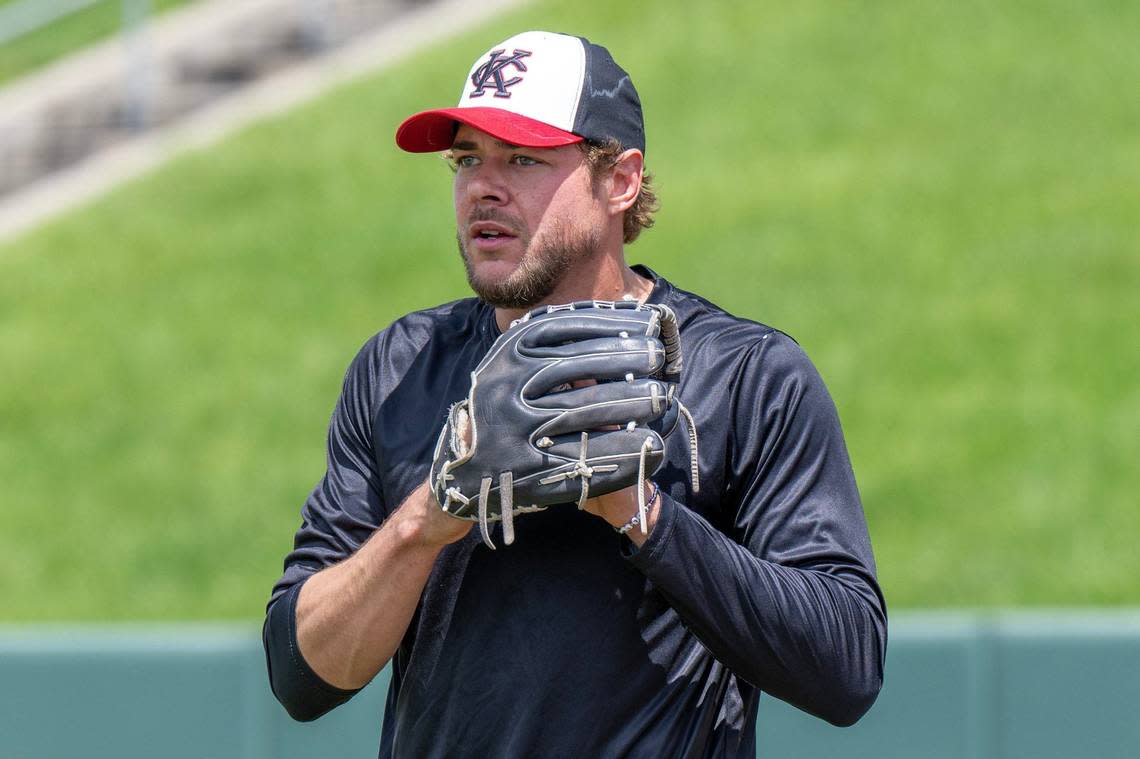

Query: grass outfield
[0,0,195,86]
[1,0,1137,620]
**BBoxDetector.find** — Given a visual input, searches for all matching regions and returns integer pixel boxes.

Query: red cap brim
[395,107,583,153]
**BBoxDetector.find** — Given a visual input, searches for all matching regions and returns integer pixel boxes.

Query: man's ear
[607,149,645,216]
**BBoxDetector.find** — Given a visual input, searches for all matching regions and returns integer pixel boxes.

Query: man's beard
[457,218,601,309]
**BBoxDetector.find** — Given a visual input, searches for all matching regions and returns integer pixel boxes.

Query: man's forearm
[626,493,886,727]
[295,482,470,690]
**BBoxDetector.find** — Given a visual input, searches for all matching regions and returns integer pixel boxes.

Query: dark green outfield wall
[2,612,1138,758]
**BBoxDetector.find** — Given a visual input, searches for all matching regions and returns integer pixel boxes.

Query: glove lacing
[630,401,699,535]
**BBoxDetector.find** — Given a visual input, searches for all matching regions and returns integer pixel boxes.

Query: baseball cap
[396,31,645,155]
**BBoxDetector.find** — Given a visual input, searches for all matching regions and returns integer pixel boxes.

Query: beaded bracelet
[617,482,660,535]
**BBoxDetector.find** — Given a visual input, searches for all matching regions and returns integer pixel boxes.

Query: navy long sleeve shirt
[264,266,886,757]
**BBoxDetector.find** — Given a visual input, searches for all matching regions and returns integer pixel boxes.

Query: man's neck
[493,259,653,333]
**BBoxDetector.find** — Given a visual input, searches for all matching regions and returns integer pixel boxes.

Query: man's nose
[466,164,509,205]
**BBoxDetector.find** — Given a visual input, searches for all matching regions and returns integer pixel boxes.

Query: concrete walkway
[0,0,525,244]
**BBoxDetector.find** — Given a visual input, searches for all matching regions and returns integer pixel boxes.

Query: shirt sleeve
[625,331,887,727]
[263,336,387,721]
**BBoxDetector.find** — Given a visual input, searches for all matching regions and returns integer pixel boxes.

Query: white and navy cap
[396,31,645,155]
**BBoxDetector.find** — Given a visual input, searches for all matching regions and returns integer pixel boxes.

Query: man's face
[451,125,606,308]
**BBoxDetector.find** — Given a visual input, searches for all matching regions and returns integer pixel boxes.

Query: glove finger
[529,377,667,411]
[530,386,671,439]
[515,311,656,349]
[648,400,680,439]
[525,341,666,395]
[536,427,666,462]
[520,334,659,361]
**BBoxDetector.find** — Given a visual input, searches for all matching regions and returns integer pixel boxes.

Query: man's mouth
[468,221,519,250]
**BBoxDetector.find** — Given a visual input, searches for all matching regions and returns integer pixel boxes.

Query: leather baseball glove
[429,300,698,549]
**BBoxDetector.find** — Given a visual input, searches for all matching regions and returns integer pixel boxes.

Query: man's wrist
[614,482,660,535]
[588,481,660,545]
[623,482,661,547]
[389,481,472,549]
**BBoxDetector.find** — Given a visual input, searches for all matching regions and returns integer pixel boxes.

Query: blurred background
[1,0,1137,756]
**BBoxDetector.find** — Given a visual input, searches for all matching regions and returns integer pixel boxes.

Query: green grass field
[1,0,1137,620]
[0,0,195,85]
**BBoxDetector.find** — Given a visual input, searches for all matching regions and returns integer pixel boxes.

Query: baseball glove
[429,300,698,549]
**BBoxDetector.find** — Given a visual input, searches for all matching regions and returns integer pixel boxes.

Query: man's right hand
[294,482,469,691]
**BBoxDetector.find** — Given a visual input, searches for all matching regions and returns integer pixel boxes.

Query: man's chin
[468,277,546,309]
[467,257,523,282]
[458,228,589,309]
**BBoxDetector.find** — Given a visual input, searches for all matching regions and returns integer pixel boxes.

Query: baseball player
[264,30,885,757]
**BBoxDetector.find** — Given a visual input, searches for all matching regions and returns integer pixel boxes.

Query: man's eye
[455,155,479,168]
[512,155,540,166]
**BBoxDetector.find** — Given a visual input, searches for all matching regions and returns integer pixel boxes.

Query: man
[264,30,886,757]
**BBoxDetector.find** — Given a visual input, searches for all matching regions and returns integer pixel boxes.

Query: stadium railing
[2,611,1138,758]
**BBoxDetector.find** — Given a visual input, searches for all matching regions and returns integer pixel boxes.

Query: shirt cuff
[264,578,361,721]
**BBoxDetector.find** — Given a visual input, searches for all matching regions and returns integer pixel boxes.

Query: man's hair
[579,139,658,244]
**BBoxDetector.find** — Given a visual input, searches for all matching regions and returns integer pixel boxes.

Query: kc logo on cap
[469,49,532,99]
